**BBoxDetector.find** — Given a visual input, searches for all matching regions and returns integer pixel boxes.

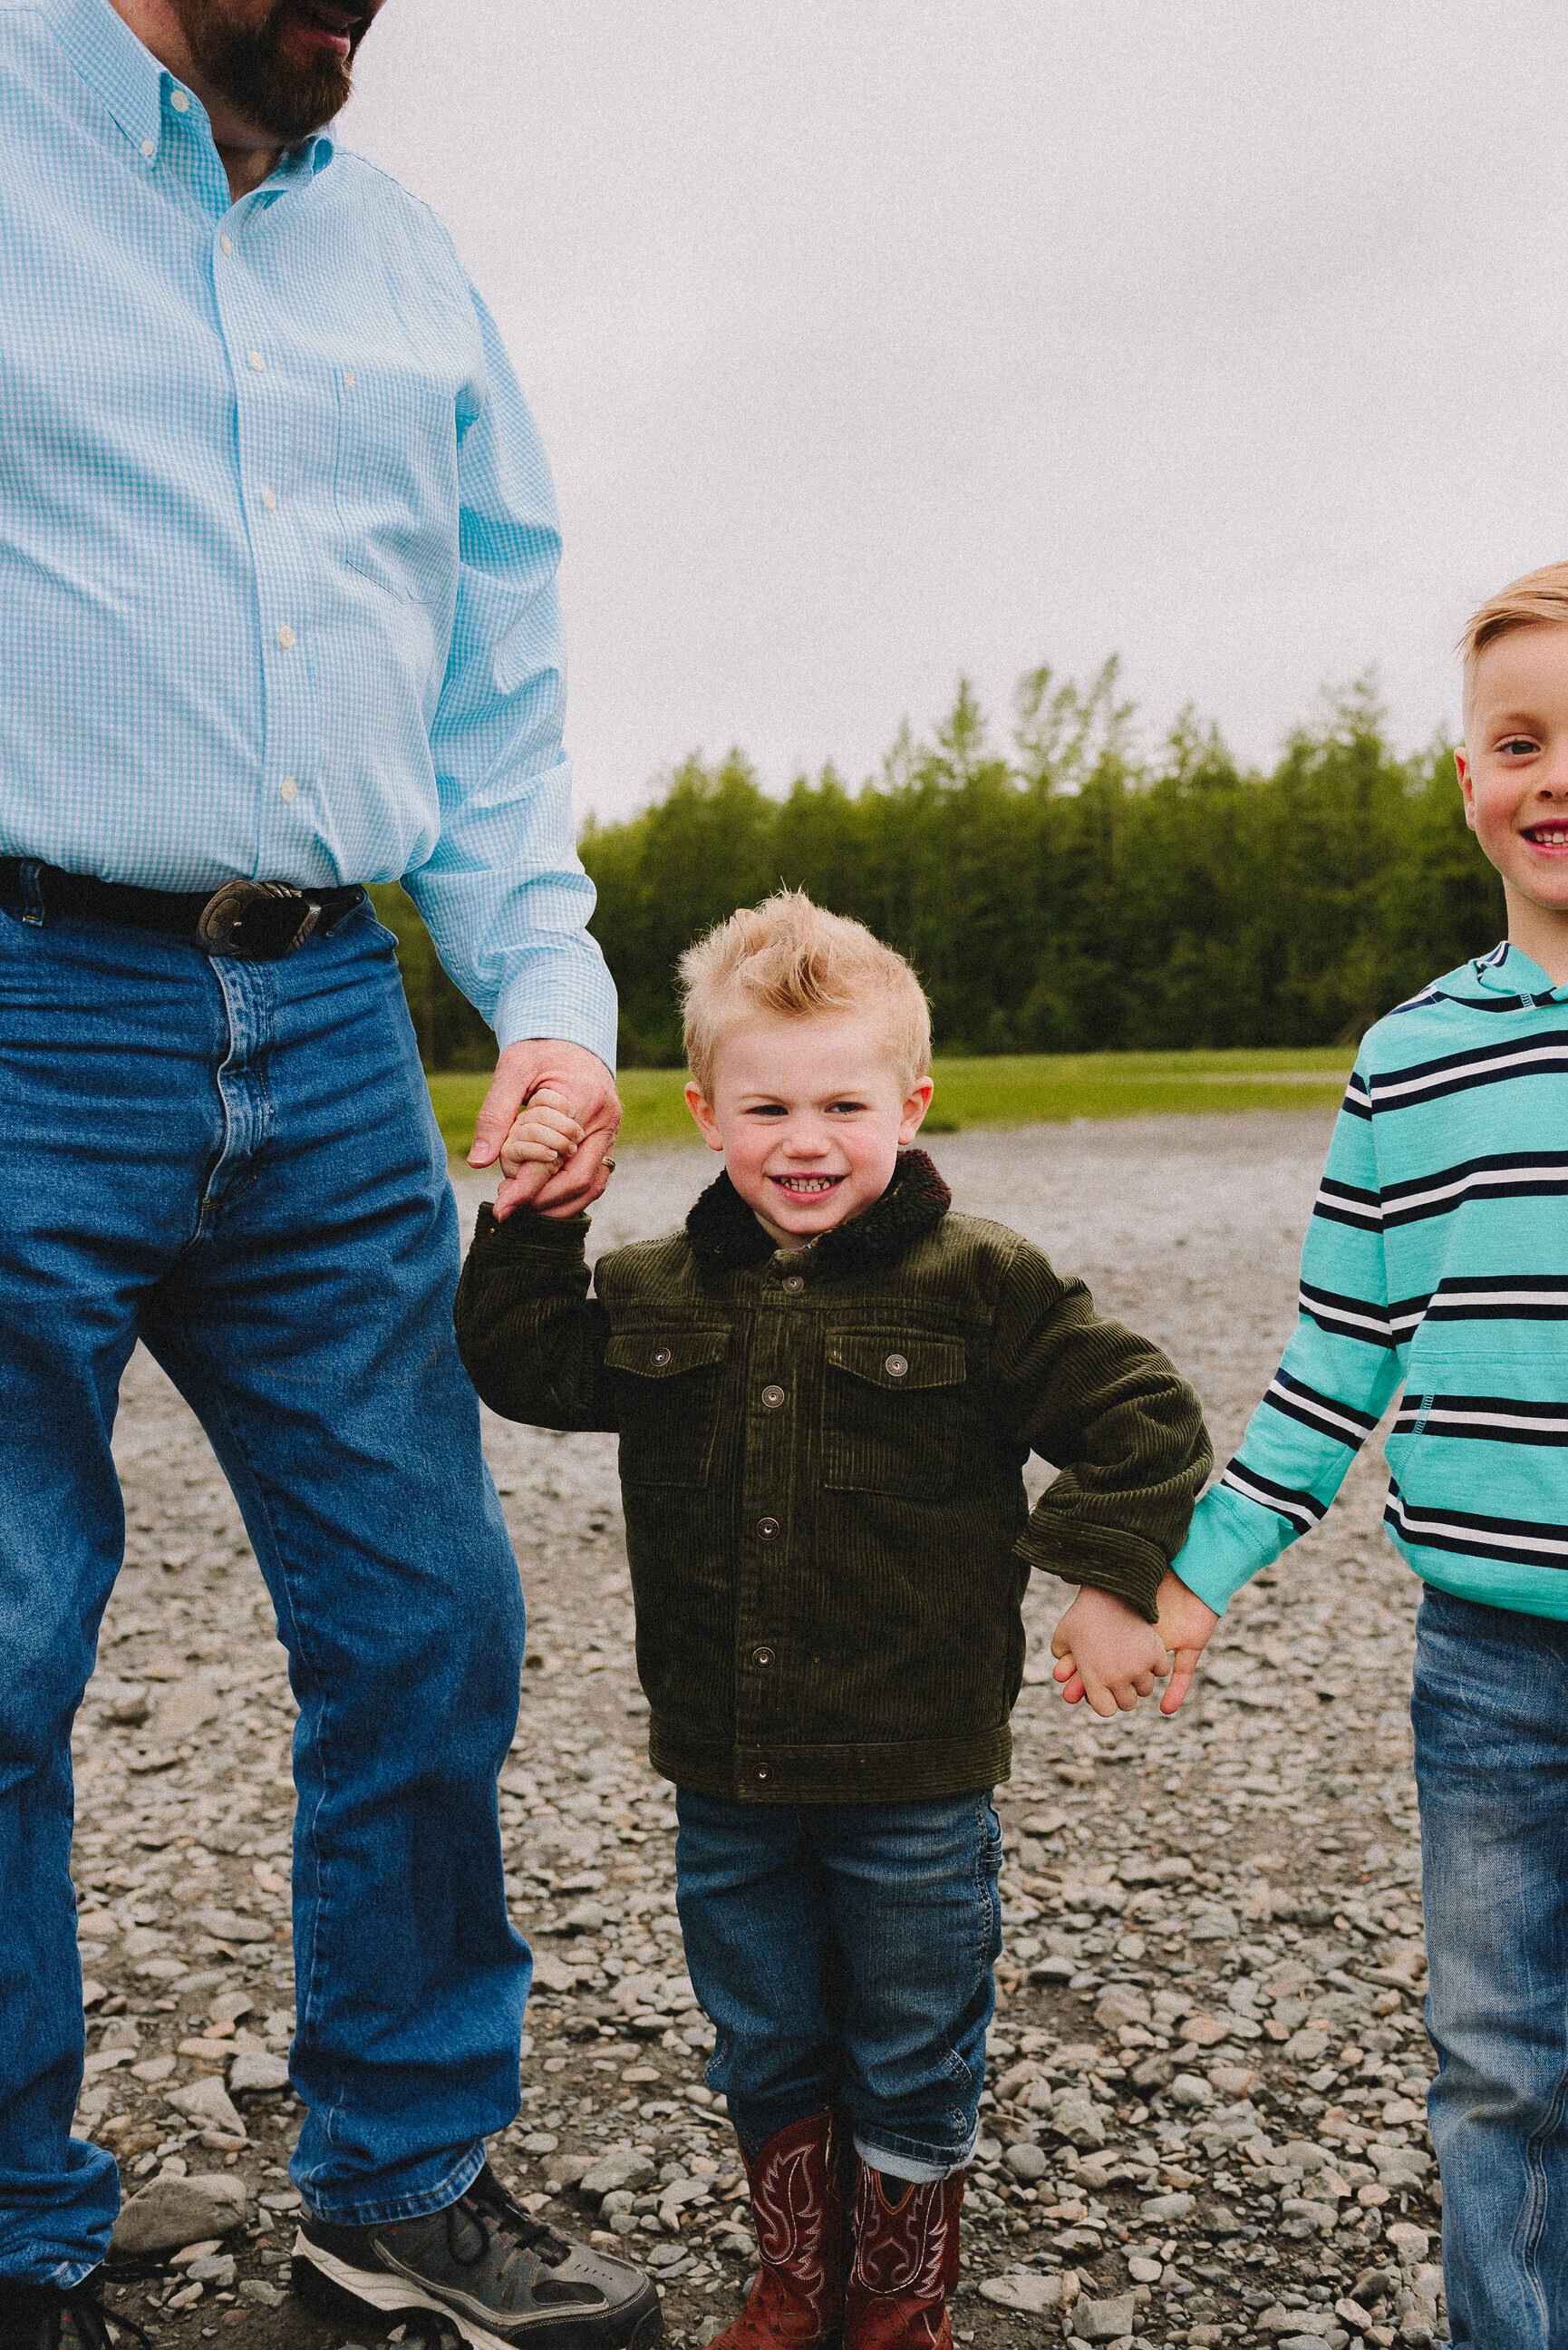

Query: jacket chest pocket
[822,1334,967,1500]
[606,1328,731,1488]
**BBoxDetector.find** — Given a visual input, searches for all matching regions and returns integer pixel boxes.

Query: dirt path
[77,1112,1439,2350]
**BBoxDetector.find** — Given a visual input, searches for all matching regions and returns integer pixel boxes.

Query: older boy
[456,892,1211,2350]
[1058,563,1568,2348]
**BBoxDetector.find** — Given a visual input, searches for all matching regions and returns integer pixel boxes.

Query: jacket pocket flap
[605,1328,731,1379]
[826,1335,966,1390]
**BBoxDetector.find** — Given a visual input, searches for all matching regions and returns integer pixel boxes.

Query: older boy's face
[1458,623,1568,926]
[684,1013,934,1250]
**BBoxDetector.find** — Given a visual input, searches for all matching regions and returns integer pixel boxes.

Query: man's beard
[175,0,362,144]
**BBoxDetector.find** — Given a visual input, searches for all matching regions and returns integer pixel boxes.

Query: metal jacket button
[752,1646,775,1668]
[651,1346,671,1366]
[756,1766,769,1782]
[757,1516,779,1539]
[783,1274,805,1292]
[886,1353,908,1377]
[761,1384,785,1409]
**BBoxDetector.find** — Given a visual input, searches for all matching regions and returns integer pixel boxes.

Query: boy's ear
[685,1082,725,1153]
[1456,743,1478,833]
[898,1074,936,1145]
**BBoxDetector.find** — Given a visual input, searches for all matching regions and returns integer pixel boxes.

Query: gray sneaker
[292,2163,663,2350]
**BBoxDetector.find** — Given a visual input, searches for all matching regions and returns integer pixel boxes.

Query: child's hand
[1150,1569,1219,1715]
[1050,1587,1171,1718]
[498,1086,586,1215]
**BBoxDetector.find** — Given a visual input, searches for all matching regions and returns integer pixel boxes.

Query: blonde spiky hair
[678,890,932,1096]
[1459,561,1568,726]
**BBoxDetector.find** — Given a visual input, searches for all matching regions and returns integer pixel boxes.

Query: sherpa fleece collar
[684,1148,953,1277]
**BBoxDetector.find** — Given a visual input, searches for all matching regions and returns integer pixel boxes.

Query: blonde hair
[1459,561,1568,723]
[678,890,932,1096]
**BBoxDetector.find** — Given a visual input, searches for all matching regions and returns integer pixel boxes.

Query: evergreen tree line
[379,659,1505,1070]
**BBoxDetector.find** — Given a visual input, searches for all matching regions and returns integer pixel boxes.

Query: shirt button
[220,234,233,256]
[248,351,265,372]
[886,1354,909,1377]
[752,1646,775,1669]
[261,489,276,511]
[761,1384,785,1410]
[169,88,189,112]
[276,626,295,649]
[279,779,298,803]
[140,137,155,157]
[651,1346,671,1367]
[783,1275,804,1293]
[757,1517,779,1539]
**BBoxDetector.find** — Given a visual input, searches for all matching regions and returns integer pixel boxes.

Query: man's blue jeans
[0,898,528,2287]
[674,1789,1002,2182]
[1415,1587,1568,2348]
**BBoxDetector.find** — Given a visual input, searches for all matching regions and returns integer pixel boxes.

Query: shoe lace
[445,2166,571,2279]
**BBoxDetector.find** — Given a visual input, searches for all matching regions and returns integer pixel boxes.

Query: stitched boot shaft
[706,2111,847,2350]
[843,2163,963,2350]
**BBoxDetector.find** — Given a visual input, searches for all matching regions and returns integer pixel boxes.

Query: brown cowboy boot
[843,2159,964,2350]
[708,2108,847,2350]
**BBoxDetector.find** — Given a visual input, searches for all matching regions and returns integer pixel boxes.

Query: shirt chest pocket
[333,362,458,606]
[821,1334,967,1500]
[605,1328,731,1488]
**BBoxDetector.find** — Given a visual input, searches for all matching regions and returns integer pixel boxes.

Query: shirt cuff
[492,963,617,1069]
[1170,1482,1287,1617]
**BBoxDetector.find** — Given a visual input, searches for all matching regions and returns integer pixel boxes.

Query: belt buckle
[197,879,320,959]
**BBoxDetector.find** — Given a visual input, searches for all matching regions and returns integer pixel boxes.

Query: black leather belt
[0,859,364,960]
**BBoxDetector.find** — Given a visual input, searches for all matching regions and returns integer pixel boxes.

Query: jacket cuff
[469,1200,590,1258]
[1016,1520,1168,1623]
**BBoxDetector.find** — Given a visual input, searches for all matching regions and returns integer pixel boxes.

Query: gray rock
[111,2173,248,2256]
[1072,2292,1137,2341]
[1048,2092,1106,2151]
[1169,2072,1213,2107]
[166,2076,247,2138]
[980,2272,1064,2314]
[191,1908,275,1945]
[562,1899,606,1933]
[237,2279,285,2308]
[1093,1985,1151,2031]
[552,2153,601,2188]
[1189,1904,1240,1942]
[228,2049,291,2093]
[579,2150,657,2199]
[531,1953,582,1995]
[1003,2141,1047,2182]
[1281,2196,1338,2237]
[1139,2191,1194,2222]
[186,2255,236,2286]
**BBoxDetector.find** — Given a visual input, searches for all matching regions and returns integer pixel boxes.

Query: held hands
[1050,1570,1220,1720]
[468,1039,623,1220]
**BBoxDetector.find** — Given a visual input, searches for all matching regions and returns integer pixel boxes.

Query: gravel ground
[73,1112,1444,2350]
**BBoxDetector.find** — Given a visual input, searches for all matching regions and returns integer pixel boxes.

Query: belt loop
[18,859,46,927]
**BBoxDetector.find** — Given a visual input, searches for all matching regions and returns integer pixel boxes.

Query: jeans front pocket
[821,1331,966,1499]
[606,1326,731,1488]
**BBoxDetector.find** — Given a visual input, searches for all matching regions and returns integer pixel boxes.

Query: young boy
[1055,561,1568,2348]
[455,892,1212,2350]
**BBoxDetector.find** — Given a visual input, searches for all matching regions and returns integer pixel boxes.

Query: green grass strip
[427,1049,1352,1159]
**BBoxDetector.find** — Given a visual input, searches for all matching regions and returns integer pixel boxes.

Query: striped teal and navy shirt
[1175,940,1568,1623]
[0,0,615,1062]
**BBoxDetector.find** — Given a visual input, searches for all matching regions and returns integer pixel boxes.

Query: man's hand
[468,1039,622,1221]
[1150,1569,1219,1715]
[1050,1587,1171,1719]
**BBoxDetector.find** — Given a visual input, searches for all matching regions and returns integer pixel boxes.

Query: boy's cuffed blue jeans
[674,1788,1002,2182]
[1414,1587,1568,2349]
[0,898,529,2287]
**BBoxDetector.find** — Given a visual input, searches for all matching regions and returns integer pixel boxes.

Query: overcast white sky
[344,3,1568,822]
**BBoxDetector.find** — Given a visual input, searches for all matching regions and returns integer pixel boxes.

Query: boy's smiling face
[684,1012,934,1250]
[1459,621,1568,947]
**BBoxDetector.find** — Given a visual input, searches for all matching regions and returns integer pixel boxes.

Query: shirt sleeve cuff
[1170,1482,1287,1617]
[492,967,617,1070]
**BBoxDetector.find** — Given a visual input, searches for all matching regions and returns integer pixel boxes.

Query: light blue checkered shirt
[0,0,615,1061]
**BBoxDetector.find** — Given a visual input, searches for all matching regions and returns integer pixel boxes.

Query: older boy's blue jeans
[674,1789,1002,2181]
[1414,1588,1568,2349]
[0,899,528,2287]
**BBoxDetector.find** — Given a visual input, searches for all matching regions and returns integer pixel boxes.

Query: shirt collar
[42,0,336,180]
[1473,940,1567,1002]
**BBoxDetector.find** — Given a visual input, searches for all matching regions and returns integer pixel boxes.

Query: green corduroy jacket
[454,1151,1212,1803]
